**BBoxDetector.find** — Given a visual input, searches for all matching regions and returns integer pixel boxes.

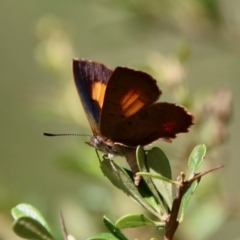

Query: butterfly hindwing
[72,59,112,134]
[112,102,194,146]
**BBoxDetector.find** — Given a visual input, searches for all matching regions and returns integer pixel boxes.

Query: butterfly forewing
[100,67,161,139]
[73,59,112,134]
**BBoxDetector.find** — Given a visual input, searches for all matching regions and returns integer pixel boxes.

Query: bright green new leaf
[115,214,156,228]
[188,144,206,177]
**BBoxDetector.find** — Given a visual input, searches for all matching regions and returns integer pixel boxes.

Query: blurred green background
[0,0,239,239]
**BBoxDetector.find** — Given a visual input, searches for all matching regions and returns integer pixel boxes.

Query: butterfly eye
[89,135,117,155]
[89,135,101,148]
[88,135,109,154]
[93,135,101,144]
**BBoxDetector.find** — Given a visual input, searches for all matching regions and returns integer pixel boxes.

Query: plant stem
[163,166,223,239]
[164,173,186,240]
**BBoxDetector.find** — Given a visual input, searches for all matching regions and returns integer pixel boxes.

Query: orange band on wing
[120,90,145,117]
[91,81,107,108]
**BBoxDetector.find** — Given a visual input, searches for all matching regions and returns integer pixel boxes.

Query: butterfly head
[86,135,135,158]
[86,135,118,156]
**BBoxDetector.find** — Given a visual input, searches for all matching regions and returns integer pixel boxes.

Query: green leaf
[100,159,159,217]
[136,146,163,214]
[115,214,156,228]
[87,233,119,240]
[147,147,172,179]
[178,145,207,221]
[178,178,201,222]
[12,216,54,240]
[11,204,51,232]
[147,147,173,209]
[103,216,128,240]
[188,144,206,177]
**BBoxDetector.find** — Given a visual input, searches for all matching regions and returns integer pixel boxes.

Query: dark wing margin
[112,102,194,147]
[72,59,112,133]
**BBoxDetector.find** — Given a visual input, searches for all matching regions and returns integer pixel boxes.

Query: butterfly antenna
[43,133,92,137]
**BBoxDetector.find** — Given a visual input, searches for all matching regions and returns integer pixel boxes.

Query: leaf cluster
[11,144,222,240]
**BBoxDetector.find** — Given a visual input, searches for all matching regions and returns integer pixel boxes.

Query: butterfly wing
[112,102,193,146]
[100,67,161,140]
[100,67,193,146]
[72,59,112,134]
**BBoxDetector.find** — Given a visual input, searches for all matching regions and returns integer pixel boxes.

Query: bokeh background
[0,0,239,239]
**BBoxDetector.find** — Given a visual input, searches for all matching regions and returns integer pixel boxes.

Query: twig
[164,166,223,240]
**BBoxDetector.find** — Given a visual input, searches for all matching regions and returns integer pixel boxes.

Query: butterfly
[72,59,194,184]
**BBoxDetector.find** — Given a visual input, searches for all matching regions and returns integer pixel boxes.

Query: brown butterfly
[72,59,194,184]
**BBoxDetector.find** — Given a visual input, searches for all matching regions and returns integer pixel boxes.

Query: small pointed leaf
[178,178,201,222]
[115,214,156,228]
[188,144,206,177]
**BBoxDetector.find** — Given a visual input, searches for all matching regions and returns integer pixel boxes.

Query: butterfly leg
[123,147,141,186]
